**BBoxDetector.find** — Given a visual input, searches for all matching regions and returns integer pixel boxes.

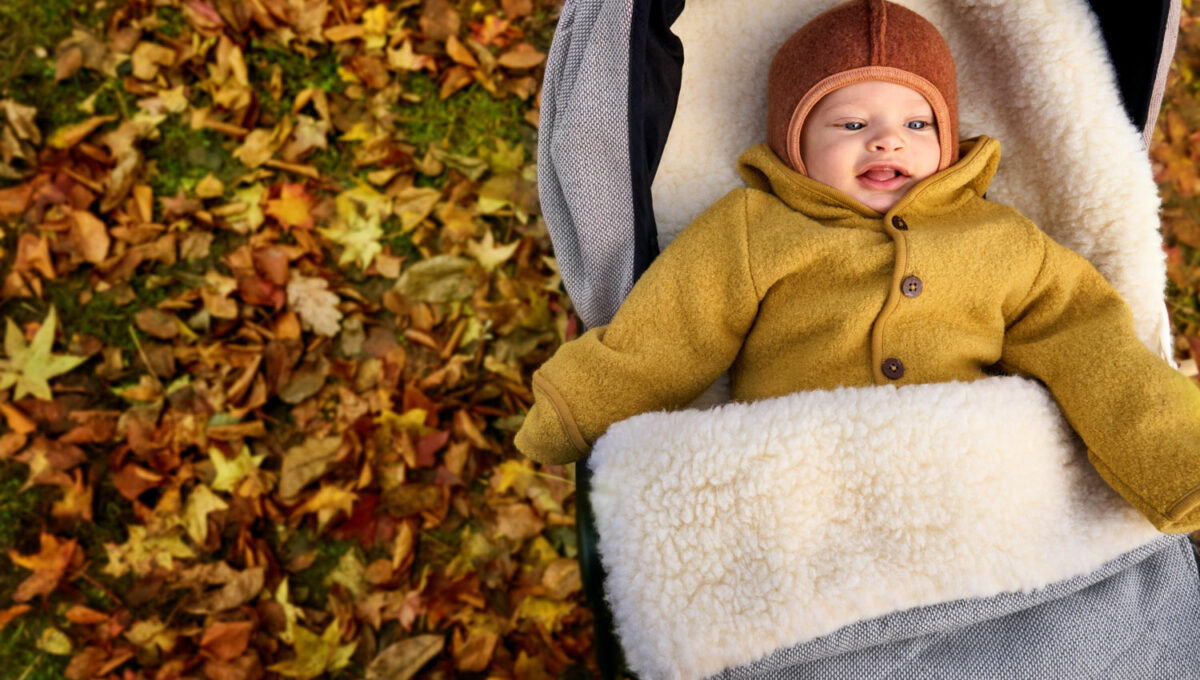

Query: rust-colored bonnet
[766,0,959,174]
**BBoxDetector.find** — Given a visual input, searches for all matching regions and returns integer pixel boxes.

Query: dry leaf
[8,533,77,601]
[366,635,444,680]
[279,435,342,498]
[286,273,343,337]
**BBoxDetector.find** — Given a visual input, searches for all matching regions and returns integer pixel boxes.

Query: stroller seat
[537,1,1200,678]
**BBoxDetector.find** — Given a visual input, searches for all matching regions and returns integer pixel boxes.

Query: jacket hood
[737,135,1000,219]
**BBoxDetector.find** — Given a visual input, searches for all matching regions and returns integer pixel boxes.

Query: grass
[397,74,528,157]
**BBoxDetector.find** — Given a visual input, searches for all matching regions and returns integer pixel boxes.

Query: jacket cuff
[513,374,590,464]
[1087,449,1200,533]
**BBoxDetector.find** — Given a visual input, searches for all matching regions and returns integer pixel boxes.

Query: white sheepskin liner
[651,0,1169,356]
[588,377,1161,680]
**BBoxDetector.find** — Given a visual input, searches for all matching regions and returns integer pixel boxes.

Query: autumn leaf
[466,230,520,272]
[103,525,196,577]
[268,621,356,680]
[8,532,77,601]
[0,308,87,401]
[286,273,343,337]
[366,635,444,680]
[208,445,266,493]
[267,182,316,230]
[184,483,228,544]
[278,434,343,499]
[319,185,388,269]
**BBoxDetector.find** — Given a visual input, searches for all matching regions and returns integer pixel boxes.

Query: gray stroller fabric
[538,0,1199,677]
[714,534,1200,679]
[538,0,636,330]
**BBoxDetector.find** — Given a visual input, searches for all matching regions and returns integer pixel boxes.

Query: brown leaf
[439,65,474,100]
[131,42,177,80]
[453,627,499,671]
[8,533,77,601]
[135,308,179,339]
[365,635,444,680]
[445,36,479,68]
[201,620,256,662]
[497,43,546,70]
[382,484,442,517]
[494,503,544,540]
[420,0,461,41]
[501,0,533,17]
[47,114,117,150]
[69,208,111,263]
[64,605,109,625]
[278,435,342,499]
[187,566,266,614]
[542,558,582,599]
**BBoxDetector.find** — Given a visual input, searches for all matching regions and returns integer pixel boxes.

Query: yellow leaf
[466,230,519,272]
[194,173,225,199]
[37,626,73,655]
[0,308,87,402]
[8,533,76,602]
[361,4,392,50]
[184,484,228,544]
[515,596,573,633]
[269,621,357,680]
[208,445,265,493]
[394,186,441,232]
[292,483,357,530]
[103,526,195,578]
[266,182,316,230]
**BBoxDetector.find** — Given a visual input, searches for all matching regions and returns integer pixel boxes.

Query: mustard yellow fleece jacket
[516,136,1200,533]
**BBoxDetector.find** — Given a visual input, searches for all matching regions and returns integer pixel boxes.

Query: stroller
[537,1,1200,678]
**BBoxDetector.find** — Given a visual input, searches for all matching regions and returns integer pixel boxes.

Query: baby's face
[800,81,941,213]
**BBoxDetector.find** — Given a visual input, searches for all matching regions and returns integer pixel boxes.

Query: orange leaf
[0,604,32,630]
[497,43,545,70]
[64,605,110,625]
[266,183,315,230]
[8,532,77,601]
[439,65,474,100]
[201,620,255,662]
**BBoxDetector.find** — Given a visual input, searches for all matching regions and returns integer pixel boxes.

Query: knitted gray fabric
[713,534,1200,679]
[538,0,636,330]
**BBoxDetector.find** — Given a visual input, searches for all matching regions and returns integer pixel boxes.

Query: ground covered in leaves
[0,0,591,678]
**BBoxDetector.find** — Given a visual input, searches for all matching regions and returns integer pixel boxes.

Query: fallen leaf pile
[0,0,592,677]
[1153,7,1200,383]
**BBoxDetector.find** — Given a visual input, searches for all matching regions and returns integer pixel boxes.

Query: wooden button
[882,358,905,380]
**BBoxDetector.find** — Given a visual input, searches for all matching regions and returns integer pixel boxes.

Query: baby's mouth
[861,168,903,181]
[857,166,909,190]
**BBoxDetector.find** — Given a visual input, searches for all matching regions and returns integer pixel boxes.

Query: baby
[516,0,1200,533]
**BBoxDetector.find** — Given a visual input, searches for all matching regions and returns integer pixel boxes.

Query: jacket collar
[737,136,1001,221]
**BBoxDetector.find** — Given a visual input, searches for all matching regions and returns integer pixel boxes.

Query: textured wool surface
[588,377,1163,680]
[653,0,1169,357]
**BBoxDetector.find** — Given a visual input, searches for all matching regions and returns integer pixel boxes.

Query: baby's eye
[906,121,932,130]
[841,122,864,131]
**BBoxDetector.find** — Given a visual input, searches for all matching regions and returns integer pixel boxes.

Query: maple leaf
[0,308,87,401]
[286,273,343,337]
[291,483,358,531]
[8,532,77,601]
[208,445,265,493]
[319,185,388,270]
[466,230,520,272]
[266,183,316,230]
[268,621,356,680]
[103,525,196,578]
[184,483,228,544]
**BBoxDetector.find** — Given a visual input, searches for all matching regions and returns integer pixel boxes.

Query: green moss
[396,75,526,156]
[0,463,52,556]
[144,123,241,198]
[247,39,343,119]
[0,613,70,680]
[151,6,188,38]
[280,529,355,609]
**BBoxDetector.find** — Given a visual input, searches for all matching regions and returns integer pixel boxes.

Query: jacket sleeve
[999,231,1200,533]
[515,191,761,464]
